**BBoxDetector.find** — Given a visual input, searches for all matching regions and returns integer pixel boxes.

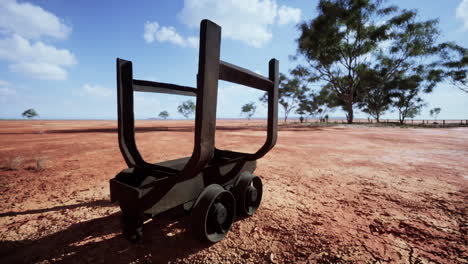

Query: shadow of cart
[0,206,213,264]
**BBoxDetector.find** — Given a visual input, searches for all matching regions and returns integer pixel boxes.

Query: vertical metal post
[248,59,278,161]
[182,20,221,176]
[117,59,146,168]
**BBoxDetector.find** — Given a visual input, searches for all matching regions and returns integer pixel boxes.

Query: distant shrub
[2,156,23,170]
[26,156,47,171]
[34,156,47,171]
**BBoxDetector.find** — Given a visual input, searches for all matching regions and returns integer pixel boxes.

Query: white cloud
[0,34,76,65]
[178,0,300,48]
[187,36,199,48]
[0,79,12,87]
[0,34,76,80]
[143,21,159,43]
[156,26,185,46]
[277,6,301,25]
[0,0,75,81]
[0,87,16,103]
[0,80,17,103]
[0,87,16,96]
[81,84,113,98]
[0,0,71,40]
[456,0,468,30]
[144,21,198,48]
[9,62,68,80]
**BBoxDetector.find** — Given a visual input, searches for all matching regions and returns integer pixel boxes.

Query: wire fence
[292,118,468,127]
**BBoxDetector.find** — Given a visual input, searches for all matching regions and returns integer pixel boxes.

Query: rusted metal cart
[110,19,278,242]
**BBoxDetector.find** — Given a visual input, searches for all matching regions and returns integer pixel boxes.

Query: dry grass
[1,155,48,171]
[27,156,48,171]
[1,156,24,170]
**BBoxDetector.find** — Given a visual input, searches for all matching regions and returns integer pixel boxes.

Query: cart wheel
[121,211,144,242]
[192,184,236,243]
[234,173,263,216]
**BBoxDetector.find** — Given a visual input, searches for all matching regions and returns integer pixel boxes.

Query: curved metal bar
[116,59,178,175]
[117,59,146,168]
[116,19,276,175]
[246,58,279,161]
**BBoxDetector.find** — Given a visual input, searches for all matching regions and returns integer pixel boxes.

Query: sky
[0,0,467,120]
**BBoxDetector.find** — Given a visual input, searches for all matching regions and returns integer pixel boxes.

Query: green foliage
[293,0,392,123]
[158,110,169,120]
[357,67,394,122]
[293,0,441,124]
[260,73,308,123]
[296,87,335,122]
[390,74,427,124]
[177,100,195,119]
[22,109,38,119]
[436,42,467,93]
[429,107,441,120]
[241,102,256,120]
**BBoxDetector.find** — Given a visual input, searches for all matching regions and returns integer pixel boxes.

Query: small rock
[270,253,276,263]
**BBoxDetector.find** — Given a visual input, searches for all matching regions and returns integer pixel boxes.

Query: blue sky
[0,0,467,120]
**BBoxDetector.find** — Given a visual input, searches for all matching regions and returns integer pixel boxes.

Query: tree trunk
[376,113,380,123]
[399,114,405,124]
[398,110,404,124]
[346,104,353,124]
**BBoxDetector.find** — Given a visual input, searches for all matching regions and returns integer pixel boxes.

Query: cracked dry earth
[0,120,467,264]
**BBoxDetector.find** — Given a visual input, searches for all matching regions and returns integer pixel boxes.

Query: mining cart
[110,19,279,242]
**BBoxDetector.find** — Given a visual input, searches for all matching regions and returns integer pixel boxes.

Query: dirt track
[0,120,467,264]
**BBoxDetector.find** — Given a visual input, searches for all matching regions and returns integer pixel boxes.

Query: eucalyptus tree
[429,107,441,121]
[241,102,256,120]
[22,109,38,119]
[158,110,169,120]
[390,73,427,124]
[260,73,307,123]
[357,67,393,122]
[296,87,336,122]
[437,42,467,93]
[293,0,442,123]
[177,100,196,119]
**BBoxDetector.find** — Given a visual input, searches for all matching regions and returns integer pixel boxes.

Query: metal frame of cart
[110,19,279,242]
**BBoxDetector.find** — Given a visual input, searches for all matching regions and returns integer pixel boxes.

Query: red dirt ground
[0,120,466,264]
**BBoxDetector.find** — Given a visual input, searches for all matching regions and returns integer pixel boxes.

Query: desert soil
[0,120,467,264]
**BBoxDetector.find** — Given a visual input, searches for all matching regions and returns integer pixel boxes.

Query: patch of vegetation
[1,156,23,170]
[27,156,47,171]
